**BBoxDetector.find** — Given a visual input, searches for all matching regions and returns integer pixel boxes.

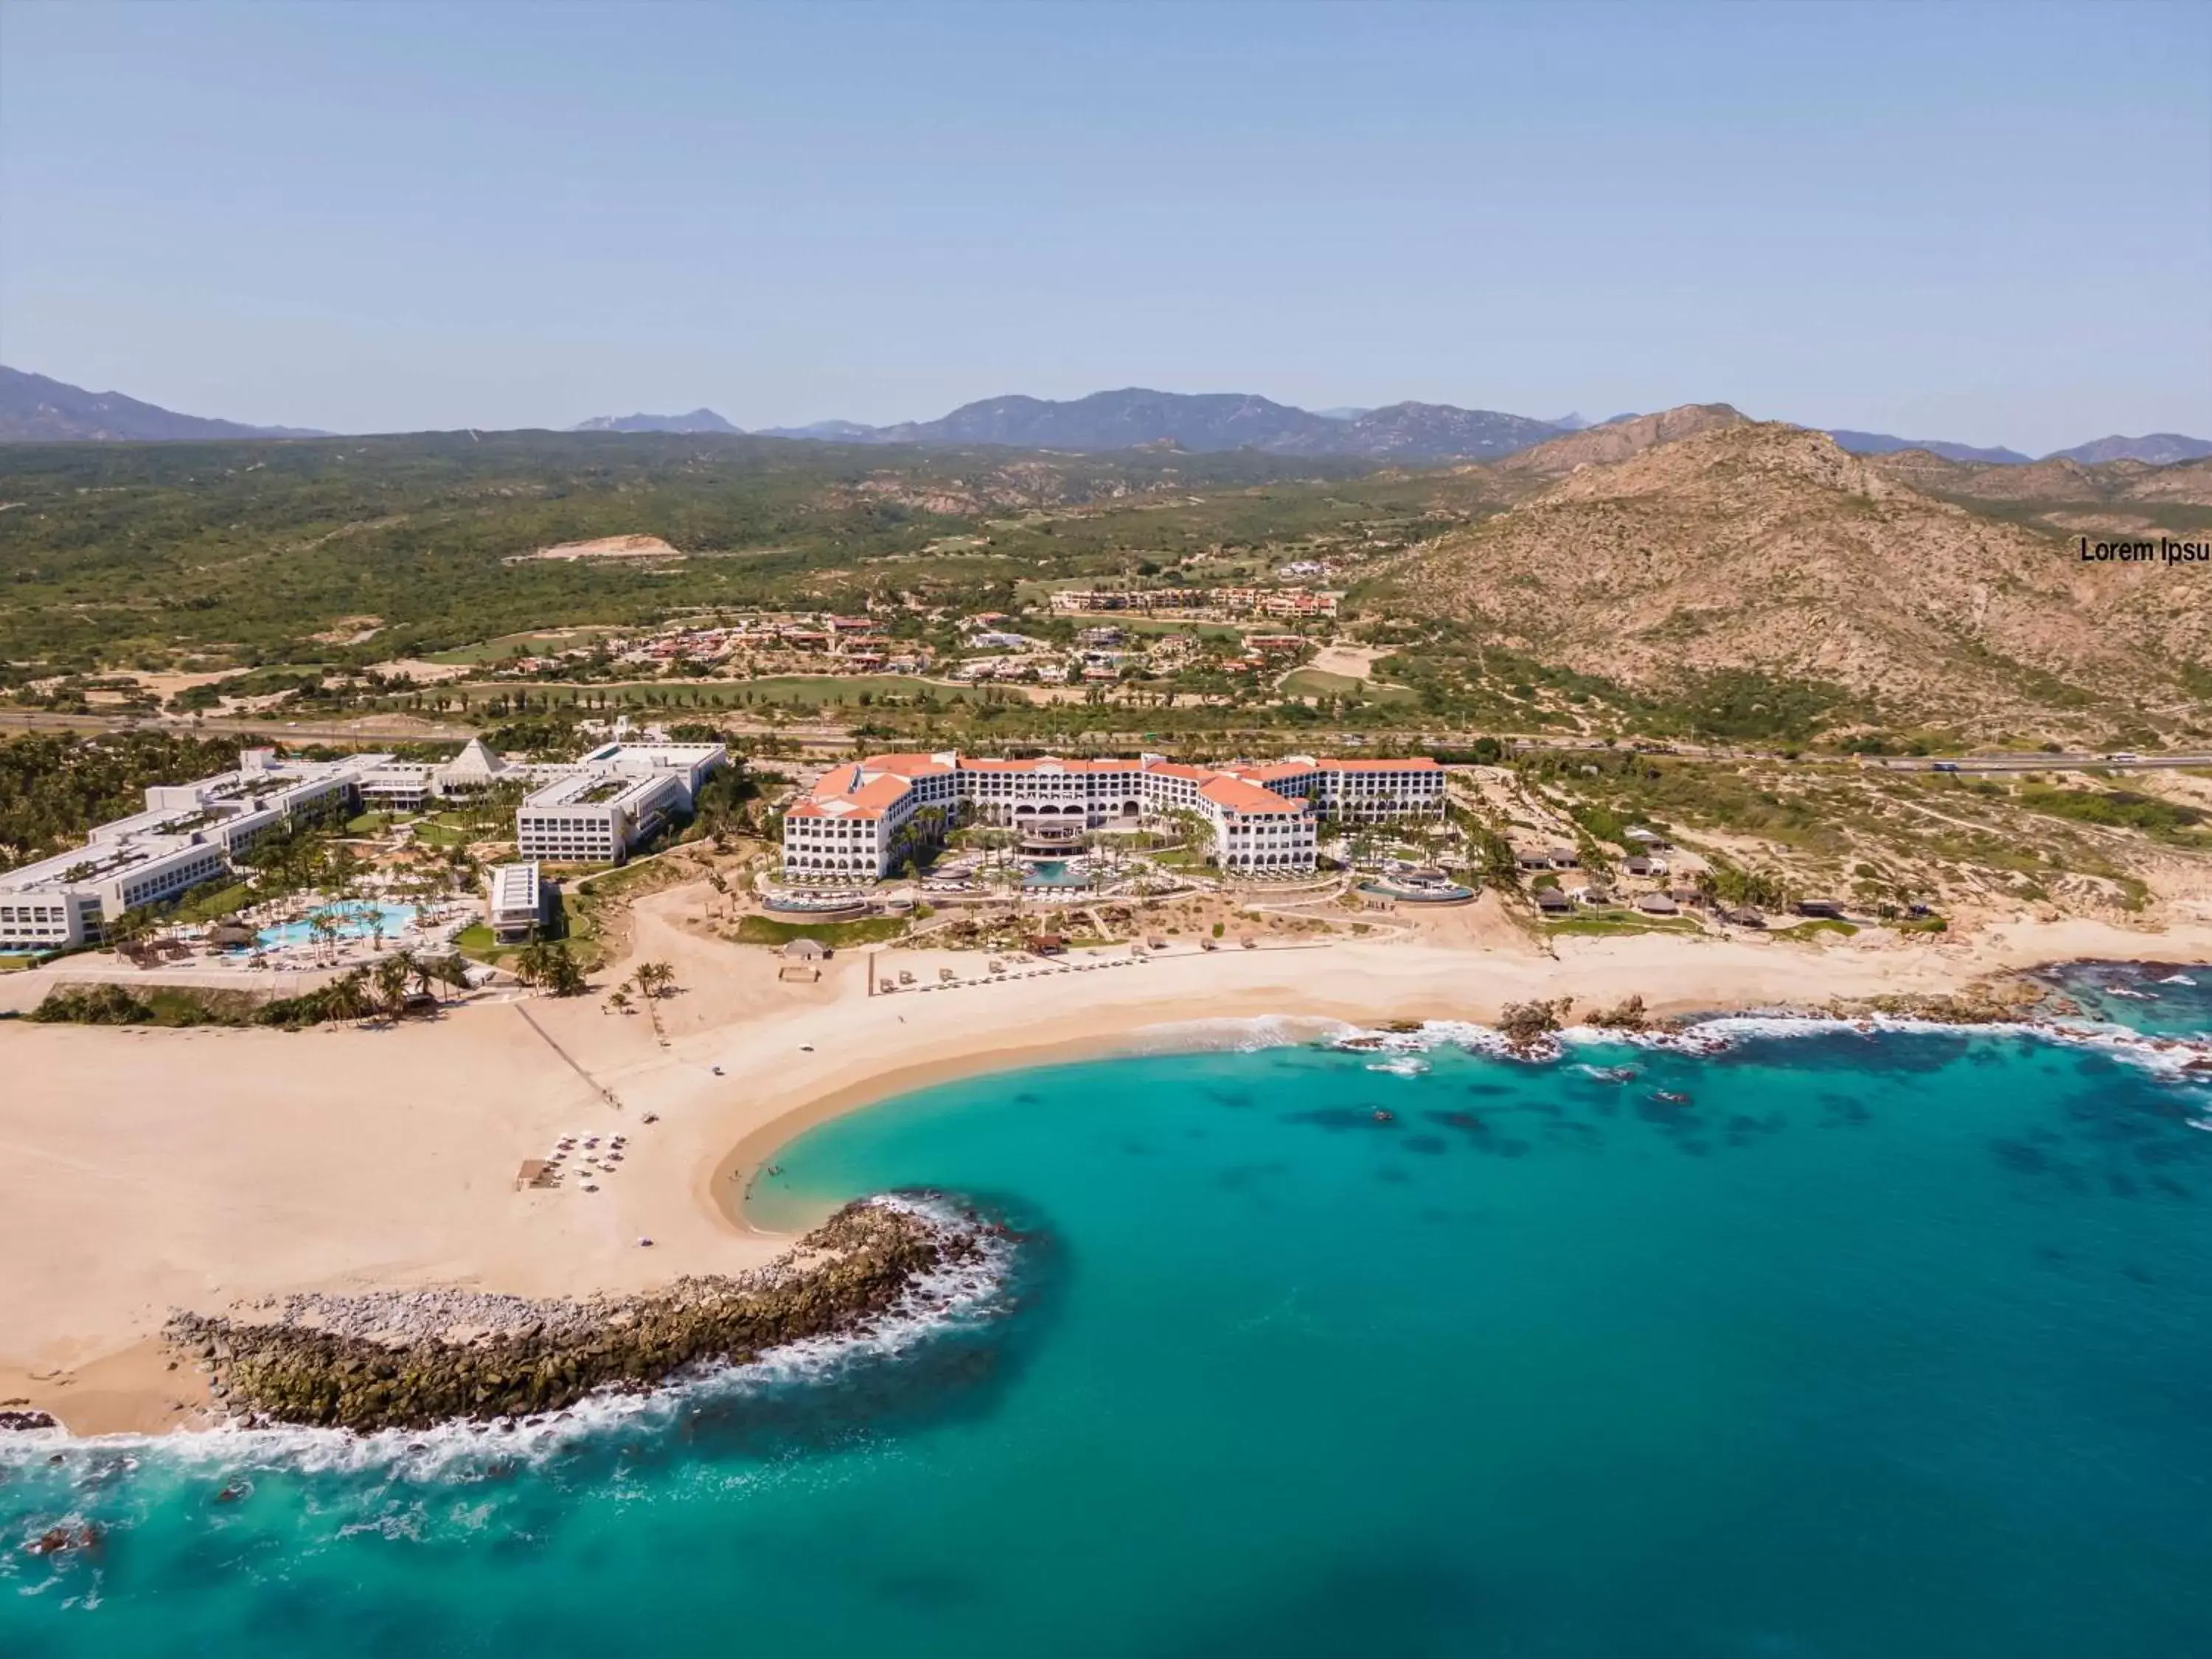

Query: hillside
[0,366,325,442]
[1377,418,2208,740]
[1486,404,1749,475]
[1865,449,2212,540]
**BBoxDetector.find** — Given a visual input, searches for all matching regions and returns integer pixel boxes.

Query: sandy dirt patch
[509,534,686,563]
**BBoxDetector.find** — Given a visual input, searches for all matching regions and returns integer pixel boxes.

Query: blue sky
[3,1,2206,451]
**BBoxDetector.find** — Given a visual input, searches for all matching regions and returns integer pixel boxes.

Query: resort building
[511,742,726,865]
[0,748,384,953]
[486,861,549,942]
[0,737,728,953]
[780,751,1443,883]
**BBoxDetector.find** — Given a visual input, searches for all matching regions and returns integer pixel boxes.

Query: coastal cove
[5,902,2212,1437]
[4,960,2211,1656]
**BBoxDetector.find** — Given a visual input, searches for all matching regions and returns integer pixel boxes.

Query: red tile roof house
[779,753,1444,883]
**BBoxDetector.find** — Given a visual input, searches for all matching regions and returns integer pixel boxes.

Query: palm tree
[607,987,634,1016]
[374,951,414,1017]
[416,952,471,997]
[321,967,376,1023]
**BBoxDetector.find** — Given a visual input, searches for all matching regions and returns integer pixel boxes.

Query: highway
[3,706,2206,773]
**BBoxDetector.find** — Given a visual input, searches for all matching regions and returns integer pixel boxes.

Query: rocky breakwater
[165,1195,1006,1432]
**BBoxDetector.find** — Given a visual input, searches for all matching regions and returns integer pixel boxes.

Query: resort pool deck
[1023,860,1092,888]
[1357,878,1475,903]
[246,901,421,952]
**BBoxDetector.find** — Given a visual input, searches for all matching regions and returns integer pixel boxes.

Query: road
[5,707,2207,774]
[1864,753,2212,775]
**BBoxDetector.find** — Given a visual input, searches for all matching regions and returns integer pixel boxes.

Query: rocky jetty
[166,1196,1004,1432]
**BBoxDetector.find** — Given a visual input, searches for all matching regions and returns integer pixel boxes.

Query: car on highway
[2105,752,2141,763]
[1932,761,1961,773]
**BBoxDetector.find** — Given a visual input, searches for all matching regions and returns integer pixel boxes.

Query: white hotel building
[512,742,726,865]
[0,737,728,953]
[782,751,1444,883]
[0,748,375,953]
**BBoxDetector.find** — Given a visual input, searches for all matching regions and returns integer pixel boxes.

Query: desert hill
[1378,416,2206,737]
[1486,404,1749,475]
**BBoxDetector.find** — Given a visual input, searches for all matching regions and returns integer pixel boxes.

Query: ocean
[6,961,2211,1658]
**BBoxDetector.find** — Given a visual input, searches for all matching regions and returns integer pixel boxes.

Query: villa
[781,751,1444,883]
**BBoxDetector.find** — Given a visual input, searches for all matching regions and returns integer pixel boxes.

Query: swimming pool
[247,901,420,952]
[1023,860,1091,888]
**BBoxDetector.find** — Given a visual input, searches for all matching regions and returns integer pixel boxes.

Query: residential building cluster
[782,751,1444,883]
[1046,588,1341,620]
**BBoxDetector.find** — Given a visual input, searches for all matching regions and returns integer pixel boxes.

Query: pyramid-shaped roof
[442,737,507,779]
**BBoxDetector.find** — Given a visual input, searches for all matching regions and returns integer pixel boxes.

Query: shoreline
[6,905,2210,1441]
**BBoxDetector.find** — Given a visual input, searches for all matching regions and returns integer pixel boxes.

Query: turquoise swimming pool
[1023,860,1090,888]
[246,901,419,952]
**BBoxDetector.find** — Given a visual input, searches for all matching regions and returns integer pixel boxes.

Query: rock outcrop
[166,1196,1004,1432]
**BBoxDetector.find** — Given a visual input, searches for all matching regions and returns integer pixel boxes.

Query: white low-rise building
[487,861,549,942]
[780,751,1442,883]
[0,735,731,953]
[512,742,727,866]
[0,748,383,953]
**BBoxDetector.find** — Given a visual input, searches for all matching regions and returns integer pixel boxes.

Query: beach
[7,880,2211,1436]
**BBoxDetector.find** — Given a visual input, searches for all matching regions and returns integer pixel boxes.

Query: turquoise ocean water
[7,961,2211,1657]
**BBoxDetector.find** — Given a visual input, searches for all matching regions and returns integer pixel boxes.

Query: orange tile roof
[1200,776,1303,813]
[858,753,954,777]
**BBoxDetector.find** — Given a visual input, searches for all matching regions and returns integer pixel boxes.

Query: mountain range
[571,408,742,435]
[2,365,2203,467]
[0,366,327,442]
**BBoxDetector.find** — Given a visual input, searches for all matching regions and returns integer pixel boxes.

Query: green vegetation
[1543,913,1702,937]
[0,431,1378,672]
[1278,668,1417,704]
[26,950,469,1029]
[2015,786,2205,839]
[733,914,909,948]
[0,730,242,871]
[1770,917,1860,940]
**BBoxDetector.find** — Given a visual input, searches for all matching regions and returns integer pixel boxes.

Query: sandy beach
[6,883,2210,1436]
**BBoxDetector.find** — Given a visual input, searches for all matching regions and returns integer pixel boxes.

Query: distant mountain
[1325,402,1568,461]
[754,420,887,442]
[571,408,742,435]
[1825,428,2032,465]
[769,388,1576,461]
[2042,433,2212,466]
[0,366,327,442]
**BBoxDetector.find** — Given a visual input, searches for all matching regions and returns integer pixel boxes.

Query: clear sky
[3,1,2206,451]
